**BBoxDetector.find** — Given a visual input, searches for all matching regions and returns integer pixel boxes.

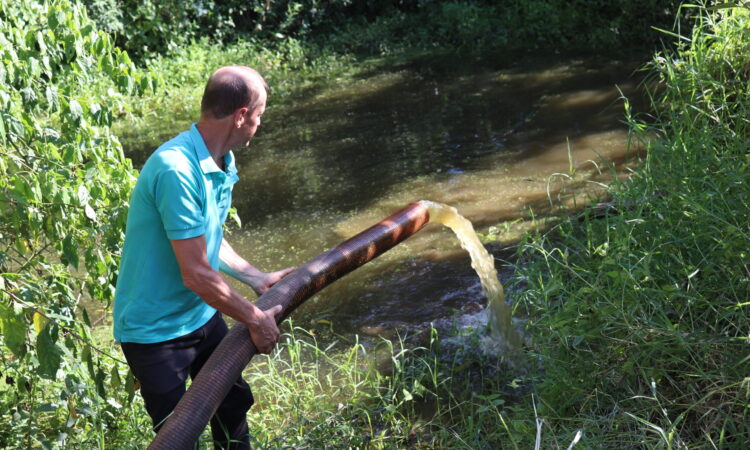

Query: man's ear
[234,107,248,128]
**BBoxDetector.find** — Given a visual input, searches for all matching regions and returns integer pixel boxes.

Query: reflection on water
[133,53,646,339]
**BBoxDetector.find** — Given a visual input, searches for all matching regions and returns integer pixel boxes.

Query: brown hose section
[149,202,430,449]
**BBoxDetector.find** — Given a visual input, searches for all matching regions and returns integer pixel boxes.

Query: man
[114,66,293,448]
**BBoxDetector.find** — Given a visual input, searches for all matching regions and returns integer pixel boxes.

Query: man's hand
[171,236,289,354]
[219,239,295,296]
[251,267,295,295]
[247,304,284,354]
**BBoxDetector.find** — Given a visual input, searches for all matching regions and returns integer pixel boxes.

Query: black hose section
[149,202,430,449]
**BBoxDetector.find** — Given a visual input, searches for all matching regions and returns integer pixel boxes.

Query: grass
[236,322,531,448]
[507,4,750,446]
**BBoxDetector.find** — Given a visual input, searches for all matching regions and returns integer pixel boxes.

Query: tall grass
[238,322,530,448]
[511,4,750,446]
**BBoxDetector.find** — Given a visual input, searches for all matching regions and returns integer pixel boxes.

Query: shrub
[0,0,150,445]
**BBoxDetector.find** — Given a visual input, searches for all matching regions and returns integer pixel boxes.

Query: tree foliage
[0,0,151,445]
[85,0,356,60]
[330,0,687,54]
[84,0,686,61]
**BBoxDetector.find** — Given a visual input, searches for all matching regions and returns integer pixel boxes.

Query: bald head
[200,66,268,120]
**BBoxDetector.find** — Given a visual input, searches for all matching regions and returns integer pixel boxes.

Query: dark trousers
[121,312,253,449]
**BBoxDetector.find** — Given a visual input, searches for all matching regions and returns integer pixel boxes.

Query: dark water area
[127,51,649,340]
[236,52,646,225]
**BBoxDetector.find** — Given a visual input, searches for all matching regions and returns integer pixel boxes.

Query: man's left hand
[252,267,295,295]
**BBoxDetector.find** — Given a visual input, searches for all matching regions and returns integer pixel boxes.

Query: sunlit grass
[229,322,531,448]
[509,4,750,445]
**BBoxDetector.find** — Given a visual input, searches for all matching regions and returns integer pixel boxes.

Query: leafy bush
[0,0,151,445]
[330,0,684,55]
[84,0,355,60]
[83,0,686,61]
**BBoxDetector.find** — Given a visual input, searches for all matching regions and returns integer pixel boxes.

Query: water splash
[420,200,521,350]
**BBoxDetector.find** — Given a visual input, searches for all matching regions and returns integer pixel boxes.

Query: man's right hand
[247,304,283,354]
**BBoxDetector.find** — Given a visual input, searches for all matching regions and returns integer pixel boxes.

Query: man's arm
[219,238,294,296]
[171,235,282,354]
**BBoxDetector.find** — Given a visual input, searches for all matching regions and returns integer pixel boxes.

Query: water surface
[134,52,647,339]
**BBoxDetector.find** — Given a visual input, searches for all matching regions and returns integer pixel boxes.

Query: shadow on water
[234,52,647,228]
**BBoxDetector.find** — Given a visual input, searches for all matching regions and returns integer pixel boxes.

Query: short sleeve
[154,168,206,240]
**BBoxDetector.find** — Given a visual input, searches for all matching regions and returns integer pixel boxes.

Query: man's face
[239,91,266,148]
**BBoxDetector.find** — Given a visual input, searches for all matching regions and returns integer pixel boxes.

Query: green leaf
[62,235,79,269]
[14,237,29,256]
[125,370,137,403]
[110,366,121,389]
[64,334,76,355]
[35,402,59,413]
[62,144,79,164]
[33,312,47,335]
[0,305,27,357]
[0,90,9,109]
[31,179,42,202]
[45,86,59,112]
[81,307,92,327]
[68,100,83,123]
[0,112,6,145]
[82,345,95,377]
[95,366,106,398]
[118,75,133,93]
[228,207,242,228]
[28,57,41,78]
[37,323,62,379]
[4,113,25,141]
[20,87,37,107]
[36,31,48,54]
[707,3,742,10]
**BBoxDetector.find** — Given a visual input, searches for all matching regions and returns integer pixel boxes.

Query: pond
[130,51,647,341]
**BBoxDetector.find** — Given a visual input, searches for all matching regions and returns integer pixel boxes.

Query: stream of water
[420,200,521,349]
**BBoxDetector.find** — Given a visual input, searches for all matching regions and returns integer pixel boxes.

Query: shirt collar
[189,123,238,176]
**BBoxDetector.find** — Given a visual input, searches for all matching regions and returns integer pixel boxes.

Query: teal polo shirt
[114,124,239,343]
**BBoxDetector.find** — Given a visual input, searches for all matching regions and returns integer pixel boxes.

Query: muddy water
[151,53,646,339]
